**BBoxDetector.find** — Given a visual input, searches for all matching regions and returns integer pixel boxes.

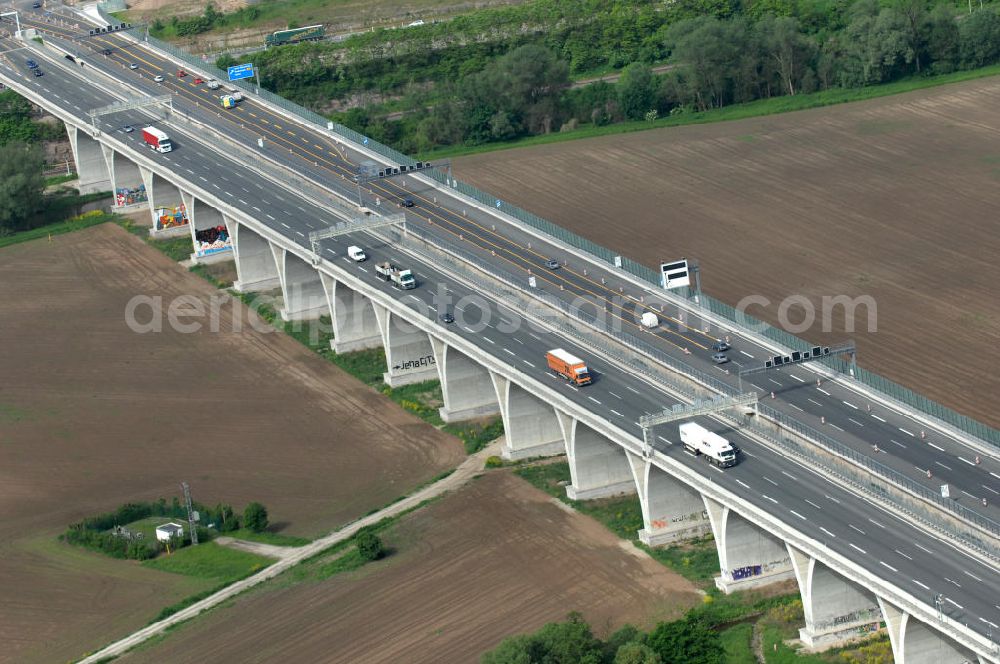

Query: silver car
[711,352,729,364]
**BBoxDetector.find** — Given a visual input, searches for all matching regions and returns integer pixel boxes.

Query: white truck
[679,422,738,468]
[375,261,416,289]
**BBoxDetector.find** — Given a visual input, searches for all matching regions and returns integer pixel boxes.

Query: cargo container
[679,422,738,468]
[140,126,172,153]
[545,348,592,386]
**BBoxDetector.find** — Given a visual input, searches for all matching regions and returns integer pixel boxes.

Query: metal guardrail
[387,224,1000,558]
[99,10,1000,448]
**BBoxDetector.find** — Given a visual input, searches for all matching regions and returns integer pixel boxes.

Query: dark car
[102,48,113,55]
[26,59,38,69]
[32,1,42,8]
[439,312,455,324]
[712,340,730,352]
[544,259,560,270]
[401,197,414,208]
[33,69,43,77]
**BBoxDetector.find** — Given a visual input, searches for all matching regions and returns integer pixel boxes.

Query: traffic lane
[726,426,1000,627]
[30,39,998,498]
[21,58,992,632]
[768,377,1000,504]
[25,33,1000,548]
[40,24,993,475]
[344,241,1000,632]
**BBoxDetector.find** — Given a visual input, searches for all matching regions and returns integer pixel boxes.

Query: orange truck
[546,348,592,386]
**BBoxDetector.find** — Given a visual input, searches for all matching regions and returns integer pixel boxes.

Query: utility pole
[181,481,199,545]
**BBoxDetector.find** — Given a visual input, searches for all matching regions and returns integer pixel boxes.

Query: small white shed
[155,522,184,542]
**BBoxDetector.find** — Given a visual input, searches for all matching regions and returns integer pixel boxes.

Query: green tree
[925,4,959,73]
[840,6,913,85]
[0,91,37,146]
[646,614,723,664]
[243,502,268,533]
[614,641,662,664]
[460,44,569,143]
[0,142,44,233]
[893,0,928,73]
[481,613,603,664]
[756,16,815,96]
[617,62,656,120]
[355,530,384,561]
[959,8,1000,68]
[665,16,752,109]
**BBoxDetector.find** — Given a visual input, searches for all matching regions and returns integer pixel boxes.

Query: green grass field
[142,541,272,583]
[720,623,756,664]
[225,528,311,547]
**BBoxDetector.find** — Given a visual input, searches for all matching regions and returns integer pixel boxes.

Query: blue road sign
[495,200,502,208]
[227,63,254,81]
[363,137,369,145]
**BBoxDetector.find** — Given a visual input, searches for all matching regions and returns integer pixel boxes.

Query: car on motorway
[177,69,187,77]
[544,259,560,270]
[123,124,134,133]
[102,48,113,56]
[206,79,220,89]
[26,59,38,69]
[712,340,730,352]
[401,197,414,208]
[31,1,41,7]
[129,62,138,70]
[439,312,455,324]
[711,352,730,364]
[153,75,164,82]
[193,76,203,84]
[33,69,43,77]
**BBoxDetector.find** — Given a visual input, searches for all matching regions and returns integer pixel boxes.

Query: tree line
[210,0,1000,154]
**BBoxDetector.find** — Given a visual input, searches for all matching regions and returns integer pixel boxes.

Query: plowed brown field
[456,77,1000,428]
[0,224,463,663]
[117,471,700,663]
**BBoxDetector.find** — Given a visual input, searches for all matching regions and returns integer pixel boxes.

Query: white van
[640,311,659,328]
[347,245,366,262]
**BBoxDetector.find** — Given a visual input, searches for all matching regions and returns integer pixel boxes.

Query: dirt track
[0,224,463,663]
[455,77,1000,428]
[117,472,701,663]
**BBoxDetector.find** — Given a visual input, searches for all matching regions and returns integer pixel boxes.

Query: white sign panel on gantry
[660,259,691,289]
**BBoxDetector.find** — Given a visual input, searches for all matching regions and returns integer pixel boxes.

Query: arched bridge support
[704,497,794,593]
[491,375,565,460]
[562,416,635,500]
[229,220,280,293]
[319,273,382,353]
[787,543,882,651]
[65,123,111,194]
[629,454,712,546]
[375,307,436,387]
[274,248,326,322]
[429,338,500,422]
[878,598,982,664]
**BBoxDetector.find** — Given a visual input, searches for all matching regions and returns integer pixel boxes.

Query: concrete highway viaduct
[1,23,997,664]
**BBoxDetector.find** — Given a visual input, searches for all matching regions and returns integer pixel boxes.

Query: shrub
[485,455,504,468]
[355,530,384,561]
[243,502,269,533]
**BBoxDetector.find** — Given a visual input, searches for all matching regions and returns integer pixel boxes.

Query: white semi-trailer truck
[679,422,738,468]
